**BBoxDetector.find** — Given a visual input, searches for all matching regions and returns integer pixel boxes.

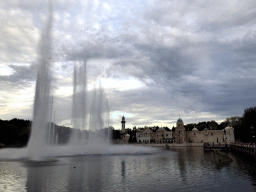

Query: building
[173,117,235,144]
[120,116,126,141]
[173,118,186,143]
[136,127,152,143]
[121,116,126,133]
[120,116,235,144]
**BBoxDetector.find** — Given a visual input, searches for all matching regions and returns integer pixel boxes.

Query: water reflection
[0,162,27,192]
[176,149,187,183]
[121,160,125,177]
[1,148,256,191]
[24,160,66,191]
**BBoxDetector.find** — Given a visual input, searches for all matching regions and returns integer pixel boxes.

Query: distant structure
[120,116,127,142]
[173,117,186,143]
[132,117,235,144]
[121,116,126,133]
[173,117,235,144]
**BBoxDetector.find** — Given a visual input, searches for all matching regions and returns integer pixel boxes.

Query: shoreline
[129,143,204,147]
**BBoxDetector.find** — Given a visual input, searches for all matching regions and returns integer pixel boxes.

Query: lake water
[0,147,256,192]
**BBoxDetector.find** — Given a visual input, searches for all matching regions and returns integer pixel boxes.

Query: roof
[225,126,234,130]
[157,128,165,132]
[177,118,183,123]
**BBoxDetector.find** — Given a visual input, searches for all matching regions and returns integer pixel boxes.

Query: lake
[0,147,256,192]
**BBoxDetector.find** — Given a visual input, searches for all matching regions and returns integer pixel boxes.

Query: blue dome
[177,118,183,123]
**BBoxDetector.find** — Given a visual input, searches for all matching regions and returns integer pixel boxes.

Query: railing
[204,143,256,155]
[230,144,256,155]
[203,143,229,150]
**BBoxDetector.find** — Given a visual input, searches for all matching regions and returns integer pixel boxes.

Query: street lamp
[251,126,255,142]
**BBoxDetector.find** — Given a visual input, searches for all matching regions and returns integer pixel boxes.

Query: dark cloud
[1,0,256,128]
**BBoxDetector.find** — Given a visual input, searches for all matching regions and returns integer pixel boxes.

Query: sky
[1,0,256,130]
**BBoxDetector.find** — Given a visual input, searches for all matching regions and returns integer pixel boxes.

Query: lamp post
[251,126,255,143]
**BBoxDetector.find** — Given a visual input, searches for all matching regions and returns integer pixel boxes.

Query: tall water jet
[26,1,53,158]
[89,82,110,145]
[69,60,87,145]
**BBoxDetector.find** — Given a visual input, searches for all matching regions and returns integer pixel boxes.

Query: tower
[176,117,184,128]
[174,117,186,143]
[121,116,126,133]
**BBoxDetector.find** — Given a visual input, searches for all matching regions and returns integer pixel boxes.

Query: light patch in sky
[111,111,133,121]
[0,65,15,76]
[54,86,73,97]
[1,86,34,118]
[103,3,110,10]
[101,77,145,91]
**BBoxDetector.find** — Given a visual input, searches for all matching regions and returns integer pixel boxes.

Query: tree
[217,121,228,130]
[207,121,218,130]
[185,124,195,131]
[226,116,241,127]
[240,107,256,142]
[197,122,207,131]
[112,129,121,140]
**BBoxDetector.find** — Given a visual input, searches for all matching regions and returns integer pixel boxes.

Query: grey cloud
[0,64,38,84]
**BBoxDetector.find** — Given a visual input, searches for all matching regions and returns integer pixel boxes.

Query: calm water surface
[0,147,256,192]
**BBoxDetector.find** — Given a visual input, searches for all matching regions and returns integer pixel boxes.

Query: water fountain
[0,1,157,161]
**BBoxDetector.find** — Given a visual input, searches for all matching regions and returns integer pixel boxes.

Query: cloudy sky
[1,0,256,130]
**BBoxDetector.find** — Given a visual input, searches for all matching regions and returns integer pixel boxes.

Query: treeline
[185,121,227,131]
[232,106,256,142]
[0,118,31,147]
[0,119,117,148]
[1,106,256,146]
[185,106,256,143]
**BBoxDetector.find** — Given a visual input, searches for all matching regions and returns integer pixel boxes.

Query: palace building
[120,116,235,144]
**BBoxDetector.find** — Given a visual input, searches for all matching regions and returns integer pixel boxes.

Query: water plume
[69,60,87,145]
[26,1,53,159]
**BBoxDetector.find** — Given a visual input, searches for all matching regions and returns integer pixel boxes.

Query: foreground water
[0,147,256,192]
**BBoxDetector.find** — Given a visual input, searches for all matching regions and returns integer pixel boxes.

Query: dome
[192,128,198,131]
[177,118,183,123]
[125,134,130,137]
[157,128,165,132]
[122,116,125,121]
[225,126,233,130]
